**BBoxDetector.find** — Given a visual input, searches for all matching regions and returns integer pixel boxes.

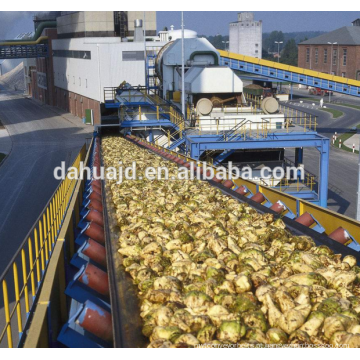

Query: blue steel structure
[102,85,330,208]
[185,132,329,208]
[0,44,49,59]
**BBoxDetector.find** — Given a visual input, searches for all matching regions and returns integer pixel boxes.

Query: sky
[0,11,359,40]
[157,11,360,35]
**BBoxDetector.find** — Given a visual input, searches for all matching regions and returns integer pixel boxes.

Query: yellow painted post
[33,229,41,284]
[314,117,317,131]
[56,191,60,235]
[13,263,23,336]
[167,130,170,147]
[47,207,52,251]
[21,249,30,314]
[304,114,307,131]
[309,114,312,130]
[2,280,13,348]
[39,220,45,273]
[28,238,36,298]
[43,214,49,262]
[50,202,55,245]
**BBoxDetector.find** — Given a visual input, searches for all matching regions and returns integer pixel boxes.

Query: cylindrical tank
[261,97,279,114]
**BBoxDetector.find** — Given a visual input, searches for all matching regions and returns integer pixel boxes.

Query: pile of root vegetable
[102,136,360,348]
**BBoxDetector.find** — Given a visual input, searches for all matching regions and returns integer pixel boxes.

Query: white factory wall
[229,14,262,59]
[52,38,153,103]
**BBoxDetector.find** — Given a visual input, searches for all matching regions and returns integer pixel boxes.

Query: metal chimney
[134,19,144,42]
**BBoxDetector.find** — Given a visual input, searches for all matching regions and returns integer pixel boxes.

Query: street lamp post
[222,40,229,52]
[327,42,337,103]
[275,41,283,62]
[181,11,185,119]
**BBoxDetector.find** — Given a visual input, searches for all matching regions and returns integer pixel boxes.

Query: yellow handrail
[0,143,87,348]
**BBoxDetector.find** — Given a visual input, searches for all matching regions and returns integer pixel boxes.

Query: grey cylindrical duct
[134,19,143,28]
[133,19,144,42]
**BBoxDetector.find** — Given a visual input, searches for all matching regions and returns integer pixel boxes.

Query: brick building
[298,19,360,80]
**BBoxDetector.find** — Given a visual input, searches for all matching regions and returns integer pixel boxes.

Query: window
[324,49,328,64]
[53,50,91,60]
[333,49,337,66]
[255,43,258,47]
[342,72,346,77]
[343,49,347,66]
[122,51,145,61]
[306,48,310,63]
[315,48,318,64]
[255,50,258,53]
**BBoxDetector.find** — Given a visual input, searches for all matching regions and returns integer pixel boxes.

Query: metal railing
[259,173,316,192]
[245,94,318,132]
[0,144,87,348]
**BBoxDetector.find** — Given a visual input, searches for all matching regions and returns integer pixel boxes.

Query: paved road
[0,89,92,275]
[283,98,359,218]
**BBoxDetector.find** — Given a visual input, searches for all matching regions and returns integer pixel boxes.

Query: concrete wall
[229,13,262,58]
[57,11,115,38]
[52,38,150,103]
[298,44,360,79]
[127,11,157,36]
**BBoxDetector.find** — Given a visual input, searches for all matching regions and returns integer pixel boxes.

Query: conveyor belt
[102,135,360,347]
[218,49,360,97]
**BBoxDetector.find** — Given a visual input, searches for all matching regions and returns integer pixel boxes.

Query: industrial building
[28,11,159,124]
[229,12,262,58]
[298,19,360,79]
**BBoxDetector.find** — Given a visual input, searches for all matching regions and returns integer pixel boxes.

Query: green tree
[280,39,298,66]
[263,31,285,53]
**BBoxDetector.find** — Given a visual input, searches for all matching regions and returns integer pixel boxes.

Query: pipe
[0,36,49,46]
[0,21,56,45]
[189,51,219,66]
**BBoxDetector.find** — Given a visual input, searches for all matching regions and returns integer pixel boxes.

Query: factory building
[298,19,360,80]
[229,12,262,58]
[29,11,160,124]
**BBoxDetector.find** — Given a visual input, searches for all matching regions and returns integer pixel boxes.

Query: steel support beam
[317,139,330,208]
[295,147,303,167]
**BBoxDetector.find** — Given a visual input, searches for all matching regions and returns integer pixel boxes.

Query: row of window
[53,50,91,60]
[306,47,347,66]
[53,50,145,62]
[55,72,88,88]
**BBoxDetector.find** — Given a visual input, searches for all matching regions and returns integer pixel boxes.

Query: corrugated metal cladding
[52,38,166,102]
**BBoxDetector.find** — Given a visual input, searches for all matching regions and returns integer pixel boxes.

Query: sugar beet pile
[102,136,360,348]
